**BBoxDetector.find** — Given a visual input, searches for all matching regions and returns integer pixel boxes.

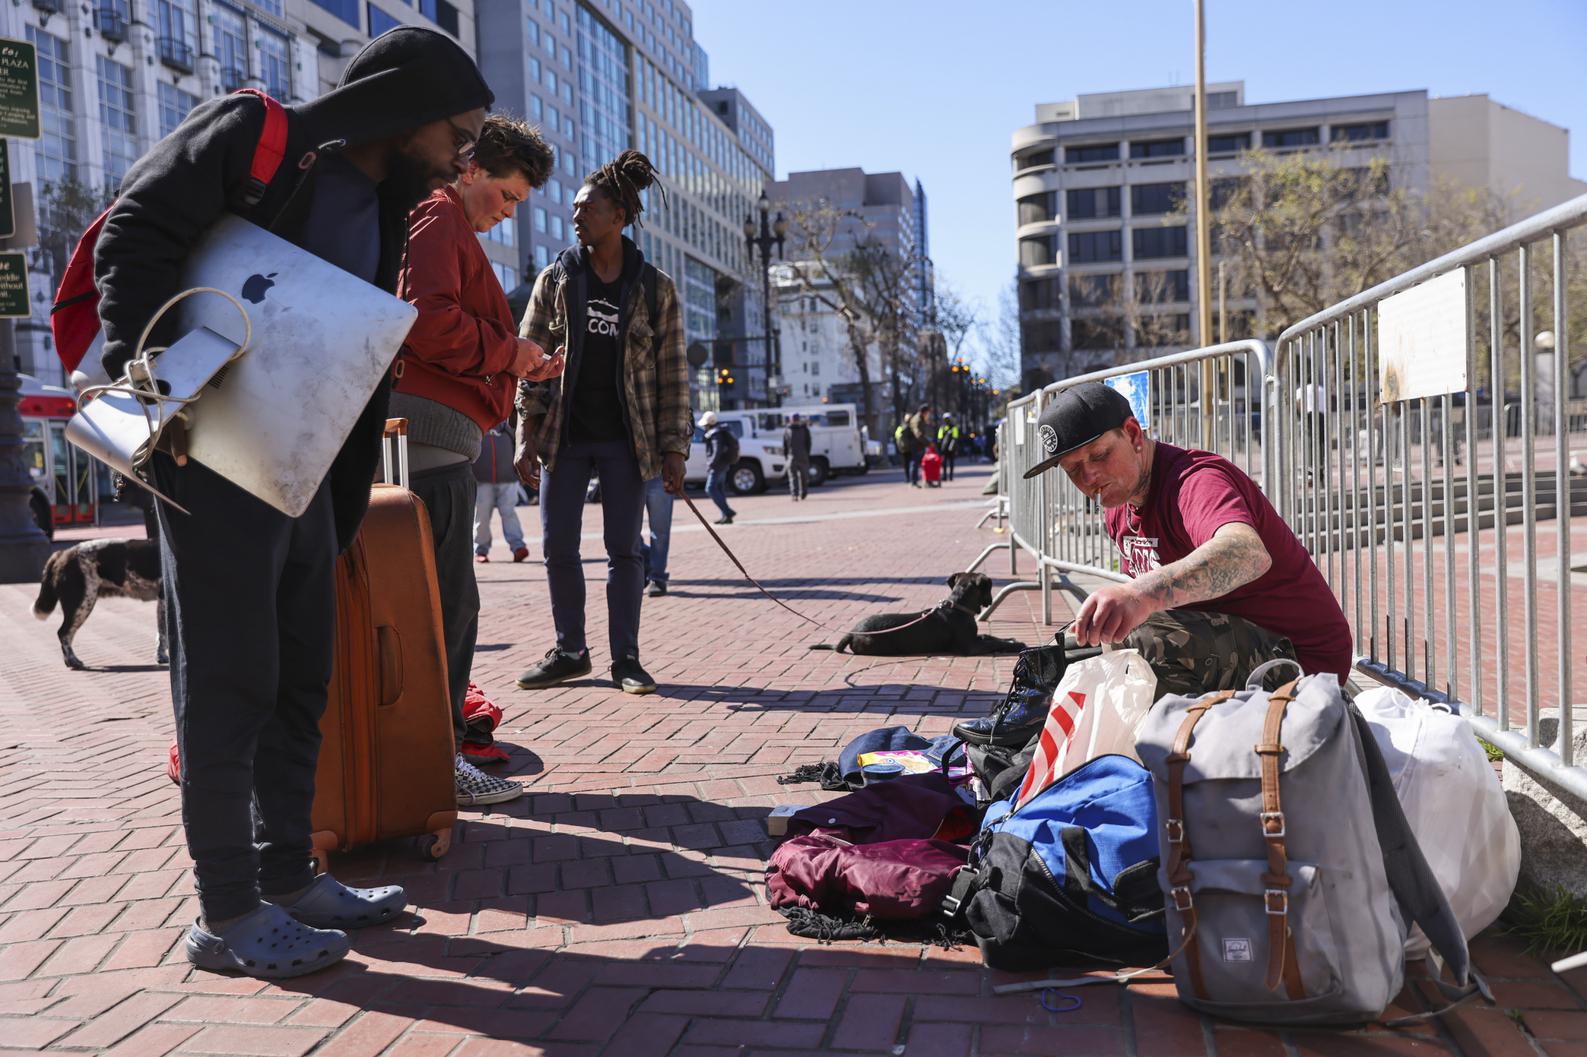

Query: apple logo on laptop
[241,272,278,305]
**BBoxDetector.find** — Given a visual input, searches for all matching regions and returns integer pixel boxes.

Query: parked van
[716,403,868,486]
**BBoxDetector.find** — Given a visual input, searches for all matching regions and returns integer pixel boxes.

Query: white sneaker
[455,755,523,807]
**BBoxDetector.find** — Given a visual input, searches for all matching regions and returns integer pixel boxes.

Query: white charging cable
[77,286,253,466]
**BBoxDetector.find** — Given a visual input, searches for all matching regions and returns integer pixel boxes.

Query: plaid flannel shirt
[515,254,692,480]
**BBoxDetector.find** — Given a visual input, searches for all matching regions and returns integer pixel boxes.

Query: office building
[1011,82,1586,392]
[4,0,478,384]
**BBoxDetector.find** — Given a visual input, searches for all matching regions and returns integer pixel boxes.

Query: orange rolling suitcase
[310,419,457,866]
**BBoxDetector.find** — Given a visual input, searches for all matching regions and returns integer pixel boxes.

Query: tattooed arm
[1073,523,1272,646]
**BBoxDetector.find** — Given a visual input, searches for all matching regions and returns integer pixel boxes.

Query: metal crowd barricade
[1274,191,1587,804]
[979,340,1272,624]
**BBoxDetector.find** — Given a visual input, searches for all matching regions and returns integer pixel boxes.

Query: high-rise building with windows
[475,0,776,407]
[3,0,481,384]
[1011,82,1585,392]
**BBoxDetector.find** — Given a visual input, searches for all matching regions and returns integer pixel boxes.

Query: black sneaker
[645,580,667,597]
[515,647,592,690]
[611,655,657,695]
[952,643,1068,747]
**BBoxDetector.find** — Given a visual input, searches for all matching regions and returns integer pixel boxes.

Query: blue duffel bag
[946,754,1168,971]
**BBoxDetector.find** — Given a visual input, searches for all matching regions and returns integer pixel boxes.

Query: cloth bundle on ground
[1134,661,1487,1026]
[778,724,964,792]
[950,754,1169,971]
[1355,686,1520,955]
[765,770,977,940]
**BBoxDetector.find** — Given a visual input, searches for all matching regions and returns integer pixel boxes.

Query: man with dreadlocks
[513,150,691,695]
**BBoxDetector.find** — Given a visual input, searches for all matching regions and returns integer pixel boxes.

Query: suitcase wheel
[418,828,452,862]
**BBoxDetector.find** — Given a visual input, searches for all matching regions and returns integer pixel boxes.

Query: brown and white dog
[33,538,166,670]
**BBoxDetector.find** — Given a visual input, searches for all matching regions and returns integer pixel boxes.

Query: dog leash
[680,493,991,644]
[680,492,830,631]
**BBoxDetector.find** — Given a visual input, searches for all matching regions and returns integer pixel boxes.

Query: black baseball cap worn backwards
[1022,382,1134,479]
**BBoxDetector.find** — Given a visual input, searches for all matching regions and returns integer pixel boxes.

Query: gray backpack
[1134,661,1486,1025]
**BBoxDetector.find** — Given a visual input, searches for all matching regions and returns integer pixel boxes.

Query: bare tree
[979,278,1023,388]
[844,235,921,422]
[780,201,881,431]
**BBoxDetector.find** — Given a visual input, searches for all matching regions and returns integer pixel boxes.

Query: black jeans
[540,440,645,661]
[154,455,335,923]
[904,450,922,485]
[410,461,477,746]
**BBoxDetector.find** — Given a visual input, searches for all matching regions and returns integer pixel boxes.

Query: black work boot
[516,647,593,690]
[952,643,1068,747]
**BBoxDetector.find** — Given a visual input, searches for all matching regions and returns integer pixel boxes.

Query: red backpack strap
[231,88,288,207]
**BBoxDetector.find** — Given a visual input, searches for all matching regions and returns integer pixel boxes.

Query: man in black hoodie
[94,27,492,979]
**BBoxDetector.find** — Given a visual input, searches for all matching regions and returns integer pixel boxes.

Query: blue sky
[691,0,1587,380]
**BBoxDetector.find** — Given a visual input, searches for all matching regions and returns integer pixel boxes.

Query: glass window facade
[1068,229,1122,263]
[1130,182,1182,216]
[1018,235,1057,268]
[369,4,402,36]
[309,0,359,28]
[257,27,291,98]
[1066,142,1118,164]
[1016,192,1055,226]
[28,27,76,184]
[1262,126,1320,149]
[98,56,139,188]
[1207,131,1250,154]
[576,5,629,173]
[158,81,197,138]
[1331,120,1389,143]
[1067,186,1120,220]
[1132,225,1188,259]
[1129,137,1184,159]
[214,4,249,89]
[1135,269,1190,302]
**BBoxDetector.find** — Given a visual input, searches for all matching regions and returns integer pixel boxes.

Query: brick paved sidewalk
[2,464,1583,1057]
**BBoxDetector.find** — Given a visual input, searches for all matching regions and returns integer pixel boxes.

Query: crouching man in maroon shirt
[1024,382,1353,696]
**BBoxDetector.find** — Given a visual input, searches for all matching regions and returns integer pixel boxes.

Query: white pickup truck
[714,403,869,486]
[683,418,787,495]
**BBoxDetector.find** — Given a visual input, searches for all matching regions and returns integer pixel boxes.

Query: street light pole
[744,191,787,408]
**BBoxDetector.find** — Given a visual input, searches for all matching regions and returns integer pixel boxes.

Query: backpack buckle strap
[1259,811,1286,838]
[1170,885,1194,912]
[1263,888,1289,916]
[1164,818,1185,844]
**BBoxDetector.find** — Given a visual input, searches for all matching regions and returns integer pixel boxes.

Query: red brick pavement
[2,464,1583,1056]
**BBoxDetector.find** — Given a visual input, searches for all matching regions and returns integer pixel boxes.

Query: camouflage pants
[1121,609,1297,698]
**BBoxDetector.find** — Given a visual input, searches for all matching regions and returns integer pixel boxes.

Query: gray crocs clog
[268,874,407,930]
[184,903,350,979]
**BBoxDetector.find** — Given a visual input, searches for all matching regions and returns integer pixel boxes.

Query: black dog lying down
[811,572,1027,656]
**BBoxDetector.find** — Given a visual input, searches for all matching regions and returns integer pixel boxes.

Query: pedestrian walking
[94,27,493,978]
[514,149,691,697]
[904,403,934,487]
[474,423,530,563]
[394,113,561,793]
[783,412,812,500]
[641,475,674,596]
[700,410,740,523]
[937,412,961,481]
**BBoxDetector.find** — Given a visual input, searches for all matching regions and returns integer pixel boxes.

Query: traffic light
[716,366,735,387]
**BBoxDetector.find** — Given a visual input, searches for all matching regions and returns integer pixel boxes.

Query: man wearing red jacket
[393,115,562,806]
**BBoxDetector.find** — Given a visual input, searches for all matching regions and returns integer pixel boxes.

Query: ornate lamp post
[743,191,787,407]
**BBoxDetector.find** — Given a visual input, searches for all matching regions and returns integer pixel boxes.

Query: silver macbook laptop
[69,215,416,518]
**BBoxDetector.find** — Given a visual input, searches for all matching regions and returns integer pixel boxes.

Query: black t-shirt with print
[568,271,627,444]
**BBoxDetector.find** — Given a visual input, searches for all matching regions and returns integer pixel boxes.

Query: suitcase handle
[381,418,409,489]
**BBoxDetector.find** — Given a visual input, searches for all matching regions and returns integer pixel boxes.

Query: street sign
[1105,370,1151,431]
[1377,269,1468,403]
[0,141,13,239]
[0,40,40,141]
[0,251,29,317]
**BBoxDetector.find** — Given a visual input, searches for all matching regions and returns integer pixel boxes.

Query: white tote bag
[1011,649,1157,811]
[1357,686,1520,954]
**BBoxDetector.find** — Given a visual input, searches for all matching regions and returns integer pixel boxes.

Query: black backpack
[718,428,740,466]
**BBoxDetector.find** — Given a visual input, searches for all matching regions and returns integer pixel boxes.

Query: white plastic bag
[1356,686,1520,954]
[1012,649,1157,810]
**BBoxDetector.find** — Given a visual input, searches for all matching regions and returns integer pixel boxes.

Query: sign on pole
[0,251,29,317]
[0,40,39,140]
[1105,370,1152,431]
[0,141,13,239]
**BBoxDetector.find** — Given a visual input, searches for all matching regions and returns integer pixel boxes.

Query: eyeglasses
[447,117,478,162]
